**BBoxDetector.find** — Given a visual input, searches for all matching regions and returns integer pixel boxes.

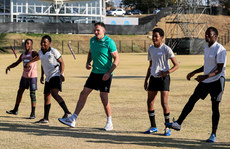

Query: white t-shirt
[148,43,175,77]
[203,41,226,83]
[39,47,61,82]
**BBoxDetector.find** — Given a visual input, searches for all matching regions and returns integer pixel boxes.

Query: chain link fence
[0,39,153,55]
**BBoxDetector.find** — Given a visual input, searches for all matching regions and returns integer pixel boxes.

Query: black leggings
[177,94,220,136]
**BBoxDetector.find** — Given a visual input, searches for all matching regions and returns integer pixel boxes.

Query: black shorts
[44,76,62,94]
[19,77,37,91]
[148,75,170,91]
[192,77,225,102]
[84,72,112,93]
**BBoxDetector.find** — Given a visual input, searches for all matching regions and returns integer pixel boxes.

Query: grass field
[0,53,230,149]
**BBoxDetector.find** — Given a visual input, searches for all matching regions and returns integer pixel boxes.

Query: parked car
[126,9,143,15]
[106,8,126,16]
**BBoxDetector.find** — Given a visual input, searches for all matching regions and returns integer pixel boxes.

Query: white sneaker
[104,122,113,131]
[58,117,76,128]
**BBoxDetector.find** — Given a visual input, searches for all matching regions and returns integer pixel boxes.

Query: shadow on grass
[0,119,229,148]
[73,75,145,79]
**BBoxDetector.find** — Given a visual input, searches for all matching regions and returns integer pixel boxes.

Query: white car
[107,8,126,16]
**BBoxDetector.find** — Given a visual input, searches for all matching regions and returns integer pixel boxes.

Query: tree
[121,0,176,13]
[219,0,230,15]
[106,0,115,8]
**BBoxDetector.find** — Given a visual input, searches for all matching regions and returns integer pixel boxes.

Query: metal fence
[0,39,153,55]
[217,30,230,46]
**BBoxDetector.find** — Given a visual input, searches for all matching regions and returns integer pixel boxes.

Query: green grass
[0,53,229,149]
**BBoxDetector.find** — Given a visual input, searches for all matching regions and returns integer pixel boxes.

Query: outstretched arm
[6,54,23,74]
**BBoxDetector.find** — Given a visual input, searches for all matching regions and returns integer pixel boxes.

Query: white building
[0,0,106,23]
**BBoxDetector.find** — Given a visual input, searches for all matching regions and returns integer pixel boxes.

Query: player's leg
[207,77,224,142]
[29,78,37,119]
[7,77,28,115]
[51,88,71,117]
[6,88,25,115]
[144,91,158,134]
[100,92,113,131]
[58,87,93,127]
[161,91,171,136]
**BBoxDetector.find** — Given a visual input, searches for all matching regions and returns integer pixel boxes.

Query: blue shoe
[164,128,171,136]
[144,127,158,134]
[206,134,216,142]
[165,122,181,131]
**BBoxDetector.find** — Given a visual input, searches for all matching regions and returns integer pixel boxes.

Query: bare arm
[195,64,224,82]
[57,57,65,82]
[144,61,152,91]
[6,54,23,74]
[86,49,92,70]
[186,66,204,80]
[102,50,120,81]
[158,57,179,77]
[40,65,44,84]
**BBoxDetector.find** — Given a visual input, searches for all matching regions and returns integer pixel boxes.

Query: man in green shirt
[58,22,120,131]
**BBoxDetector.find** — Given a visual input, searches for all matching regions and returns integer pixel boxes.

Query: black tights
[177,94,220,136]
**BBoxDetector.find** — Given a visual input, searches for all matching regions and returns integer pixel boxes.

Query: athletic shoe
[164,128,171,136]
[144,127,158,134]
[58,117,76,128]
[165,122,181,131]
[35,119,49,124]
[6,110,18,115]
[62,113,72,119]
[206,134,216,142]
[29,113,35,119]
[104,122,113,131]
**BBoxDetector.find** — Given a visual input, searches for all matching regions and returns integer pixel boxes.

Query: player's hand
[102,72,111,81]
[144,81,148,91]
[6,66,10,74]
[24,62,31,69]
[195,75,208,82]
[86,63,92,70]
[158,71,169,77]
[40,76,44,84]
[187,72,195,80]
[61,74,65,82]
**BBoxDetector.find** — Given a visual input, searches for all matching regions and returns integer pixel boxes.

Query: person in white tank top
[6,39,39,119]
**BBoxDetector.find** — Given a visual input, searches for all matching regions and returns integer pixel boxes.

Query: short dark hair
[207,27,218,36]
[94,22,106,29]
[25,38,33,44]
[152,28,164,37]
[42,35,52,42]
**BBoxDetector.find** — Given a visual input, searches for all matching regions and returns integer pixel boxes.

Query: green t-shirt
[90,35,117,74]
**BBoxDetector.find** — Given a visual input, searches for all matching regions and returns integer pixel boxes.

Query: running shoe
[164,127,171,136]
[29,113,35,119]
[6,110,18,115]
[165,122,181,131]
[144,127,158,134]
[206,134,216,143]
[58,117,76,128]
[104,122,113,131]
[35,119,49,124]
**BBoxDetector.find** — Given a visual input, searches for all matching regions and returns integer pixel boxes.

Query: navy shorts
[44,76,62,94]
[84,72,112,92]
[19,77,37,91]
[193,77,225,102]
[148,75,170,91]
